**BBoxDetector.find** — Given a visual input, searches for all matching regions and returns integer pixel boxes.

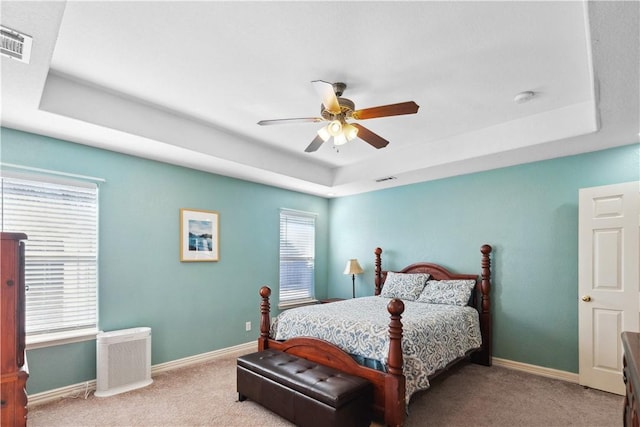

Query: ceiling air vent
[1,25,32,64]
[375,176,397,183]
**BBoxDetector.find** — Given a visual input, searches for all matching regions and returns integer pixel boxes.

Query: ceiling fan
[257,80,419,153]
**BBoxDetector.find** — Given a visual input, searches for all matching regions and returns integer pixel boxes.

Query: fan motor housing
[321,97,355,121]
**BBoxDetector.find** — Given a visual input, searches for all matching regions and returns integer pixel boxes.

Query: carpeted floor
[28,350,623,426]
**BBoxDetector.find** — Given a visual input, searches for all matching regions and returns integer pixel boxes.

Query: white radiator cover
[95,327,152,397]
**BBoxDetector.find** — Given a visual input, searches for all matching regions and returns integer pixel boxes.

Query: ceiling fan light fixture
[327,120,343,137]
[333,132,348,146]
[317,126,331,142]
[343,123,358,141]
[259,80,419,153]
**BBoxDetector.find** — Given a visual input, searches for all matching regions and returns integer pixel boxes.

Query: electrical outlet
[245,321,252,331]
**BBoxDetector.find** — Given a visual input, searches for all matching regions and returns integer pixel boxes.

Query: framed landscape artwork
[180,208,219,262]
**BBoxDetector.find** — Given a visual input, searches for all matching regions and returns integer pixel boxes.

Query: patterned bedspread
[271,296,481,403]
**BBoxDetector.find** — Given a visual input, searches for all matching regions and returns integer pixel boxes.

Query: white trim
[493,357,579,383]
[26,328,99,350]
[151,341,255,375]
[278,298,319,310]
[27,341,256,407]
[27,349,579,407]
[28,380,97,407]
[0,162,106,183]
[279,207,317,217]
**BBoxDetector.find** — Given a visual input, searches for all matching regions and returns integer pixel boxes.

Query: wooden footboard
[258,286,406,427]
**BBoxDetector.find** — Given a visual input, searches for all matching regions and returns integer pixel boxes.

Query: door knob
[582,295,592,302]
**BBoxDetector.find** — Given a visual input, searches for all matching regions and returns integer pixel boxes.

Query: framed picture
[180,208,219,262]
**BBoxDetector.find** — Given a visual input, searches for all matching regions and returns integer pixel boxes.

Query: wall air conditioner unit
[95,327,152,397]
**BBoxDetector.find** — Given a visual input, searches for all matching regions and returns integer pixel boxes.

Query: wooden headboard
[373,245,493,366]
[374,246,491,294]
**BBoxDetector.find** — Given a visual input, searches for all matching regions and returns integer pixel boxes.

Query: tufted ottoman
[237,349,372,427]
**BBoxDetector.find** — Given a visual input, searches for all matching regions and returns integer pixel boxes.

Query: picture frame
[180,208,219,262]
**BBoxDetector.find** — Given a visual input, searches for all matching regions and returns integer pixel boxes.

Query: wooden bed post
[471,245,492,366]
[258,286,271,351]
[374,247,383,296]
[386,298,406,427]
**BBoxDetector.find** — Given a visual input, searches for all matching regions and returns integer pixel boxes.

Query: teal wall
[2,126,638,393]
[0,127,330,394]
[328,142,639,373]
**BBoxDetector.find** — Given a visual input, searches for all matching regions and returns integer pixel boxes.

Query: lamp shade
[344,259,364,275]
[333,132,347,146]
[342,123,359,141]
[317,126,331,142]
[327,120,343,136]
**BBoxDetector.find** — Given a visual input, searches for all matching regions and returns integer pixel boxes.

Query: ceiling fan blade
[312,80,341,114]
[304,134,327,153]
[257,117,324,126]
[351,101,419,120]
[352,123,389,149]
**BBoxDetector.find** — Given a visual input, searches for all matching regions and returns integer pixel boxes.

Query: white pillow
[417,279,476,306]
[381,272,430,301]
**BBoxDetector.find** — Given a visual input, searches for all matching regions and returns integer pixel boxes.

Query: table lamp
[343,259,364,298]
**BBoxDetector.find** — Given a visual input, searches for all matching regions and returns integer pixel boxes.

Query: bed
[257,244,493,427]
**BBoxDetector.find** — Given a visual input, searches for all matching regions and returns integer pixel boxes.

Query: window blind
[279,209,315,303]
[1,175,98,337]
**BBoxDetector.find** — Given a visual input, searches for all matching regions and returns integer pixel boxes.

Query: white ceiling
[1,1,638,197]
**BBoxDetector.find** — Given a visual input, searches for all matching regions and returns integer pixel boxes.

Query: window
[279,209,316,305]
[1,174,99,346]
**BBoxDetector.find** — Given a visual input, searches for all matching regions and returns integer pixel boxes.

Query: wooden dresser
[623,331,640,427]
[1,232,28,427]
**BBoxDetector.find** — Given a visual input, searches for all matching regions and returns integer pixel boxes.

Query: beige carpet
[28,350,622,427]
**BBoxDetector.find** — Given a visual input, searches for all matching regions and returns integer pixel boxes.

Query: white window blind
[1,175,98,338]
[279,209,315,303]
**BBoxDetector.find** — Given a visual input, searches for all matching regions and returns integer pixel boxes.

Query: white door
[578,181,640,395]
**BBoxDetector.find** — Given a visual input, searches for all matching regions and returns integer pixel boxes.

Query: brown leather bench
[237,349,372,427]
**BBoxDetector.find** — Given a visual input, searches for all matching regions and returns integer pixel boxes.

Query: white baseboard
[27,341,256,407]
[28,346,578,408]
[28,379,97,407]
[151,341,255,375]
[493,357,579,383]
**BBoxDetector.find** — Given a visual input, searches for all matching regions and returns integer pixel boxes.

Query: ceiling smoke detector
[514,91,535,104]
[1,25,33,64]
